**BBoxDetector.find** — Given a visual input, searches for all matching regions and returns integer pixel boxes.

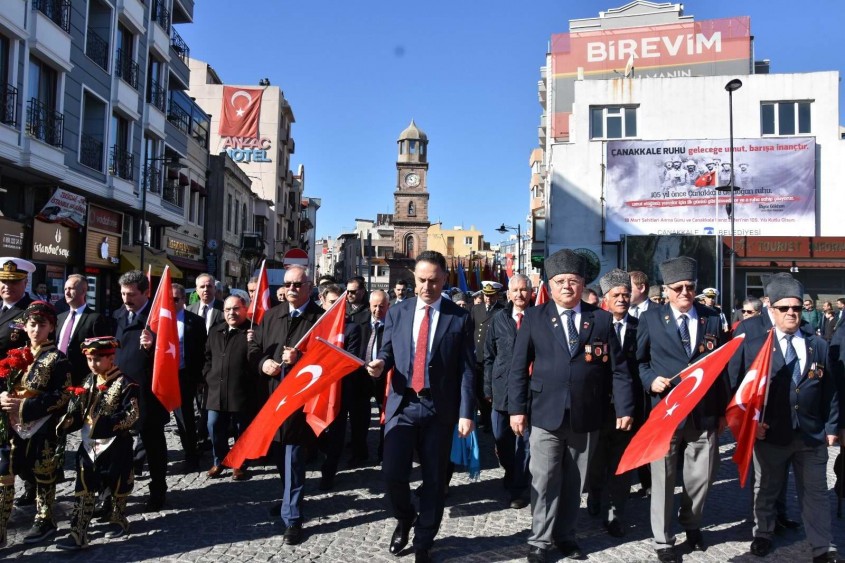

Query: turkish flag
[535,282,549,306]
[219,86,263,138]
[247,260,270,325]
[223,338,363,468]
[146,266,181,412]
[726,329,774,487]
[298,292,348,435]
[694,170,716,188]
[616,333,745,475]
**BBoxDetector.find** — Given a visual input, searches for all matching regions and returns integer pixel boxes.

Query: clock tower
[392,119,430,261]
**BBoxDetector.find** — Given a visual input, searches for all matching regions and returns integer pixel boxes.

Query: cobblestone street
[4,414,844,562]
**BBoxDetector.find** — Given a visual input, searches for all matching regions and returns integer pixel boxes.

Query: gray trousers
[753,436,835,557]
[587,423,634,523]
[650,424,719,547]
[528,422,597,549]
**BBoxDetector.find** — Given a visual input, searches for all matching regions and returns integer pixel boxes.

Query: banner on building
[550,16,751,139]
[219,86,263,138]
[605,137,816,239]
[36,188,86,228]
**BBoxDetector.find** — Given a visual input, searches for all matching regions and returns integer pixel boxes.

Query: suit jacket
[836,310,845,331]
[188,299,225,331]
[0,295,33,357]
[180,309,207,387]
[508,301,633,434]
[736,331,838,446]
[204,320,257,414]
[828,328,845,431]
[377,297,476,431]
[483,303,520,412]
[346,301,371,358]
[636,302,728,431]
[247,300,324,444]
[57,305,111,386]
[471,302,504,363]
[616,314,649,426]
[114,301,168,427]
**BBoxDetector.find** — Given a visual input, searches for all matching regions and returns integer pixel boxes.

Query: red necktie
[411,305,431,392]
[516,312,523,330]
[59,309,75,354]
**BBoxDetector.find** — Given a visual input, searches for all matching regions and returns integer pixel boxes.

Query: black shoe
[814,551,844,563]
[144,495,165,512]
[15,489,35,506]
[56,533,87,551]
[509,497,528,510]
[656,547,679,563]
[527,545,547,563]
[283,523,303,545]
[389,519,413,555]
[555,540,584,559]
[415,547,432,563]
[604,519,626,538]
[319,474,335,492]
[586,495,600,517]
[23,520,57,543]
[750,537,772,557]
[104,523,129,539]
[684,528,706,552]
[775,515,801,532]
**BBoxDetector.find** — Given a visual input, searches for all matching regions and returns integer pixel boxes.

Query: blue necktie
[785,334,801,385]
[678,314,692,357]
[563,310,578,356]
[614,321,623,343]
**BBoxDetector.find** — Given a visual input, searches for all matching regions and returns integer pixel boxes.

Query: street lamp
[496,222,522,275]
[141,154,183,270]
[716,78,742,317]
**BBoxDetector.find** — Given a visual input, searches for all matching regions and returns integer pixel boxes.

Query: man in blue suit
[735,276,841,562]
[367,250,475,563]
[636,257,728,563]
[509,250,634,563]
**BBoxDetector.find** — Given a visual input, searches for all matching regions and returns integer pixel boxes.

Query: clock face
[405,173,420,187]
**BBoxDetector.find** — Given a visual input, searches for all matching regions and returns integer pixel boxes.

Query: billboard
[605,138,816,239]
[550,17,751,138]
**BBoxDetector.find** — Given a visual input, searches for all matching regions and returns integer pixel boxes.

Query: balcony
[79,133,103,171]
[144,164,162,194]
[109,145,134,180]
[1,85,17,126]
[170,28,189,64]
[26,98,63,147]
[166,102,189,134]
[168,28,190,89]
[86,29,109,70]
[147,79,167,113]
[33,0,70,32]
[171,0,193,24]
[151,0,170,35]
[162,182,183,208]
[115,49,139,90]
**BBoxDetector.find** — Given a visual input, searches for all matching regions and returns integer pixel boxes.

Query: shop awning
[735,260,845,270]
[168,255,207,273]
[120,248,184,279]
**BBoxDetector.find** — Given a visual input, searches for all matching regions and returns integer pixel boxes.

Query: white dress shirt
[669,305,698,349]
[411,298,442,384]
[554,302,582,344]
[58,303,87,339]
[775,328,806,373]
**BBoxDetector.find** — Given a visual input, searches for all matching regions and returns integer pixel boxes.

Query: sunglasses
[667,283,696,294]
[772,305,802,313]
[741,309,755,315]
[283,282,306,288]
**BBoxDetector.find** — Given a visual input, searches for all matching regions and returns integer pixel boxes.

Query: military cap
[659,257,697,286]
[0,258,35,281]
[766,276,804,306]
[545,249,586,279]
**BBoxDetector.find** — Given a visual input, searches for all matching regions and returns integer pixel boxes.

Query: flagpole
[293,290,347,350]
[250,259,266,330]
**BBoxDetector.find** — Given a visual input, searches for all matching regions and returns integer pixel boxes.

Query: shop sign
[226,260,241,277]
[32,219,77,264]
[0,217,25,256]
[87,204,123,235]
[167,238,201,259]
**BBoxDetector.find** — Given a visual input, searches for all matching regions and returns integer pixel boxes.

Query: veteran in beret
[509,250,633,563]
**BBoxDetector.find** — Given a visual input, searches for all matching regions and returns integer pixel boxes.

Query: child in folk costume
[0,301,72,547]
[56,336,139,550]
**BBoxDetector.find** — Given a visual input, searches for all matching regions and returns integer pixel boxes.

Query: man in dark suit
[56,274,110,386]
[113,269,169,511]
[834,298,845,332]
[472,282,504,430]
[0,257,35,358]
[344,276,372,465]
[628,270,652,320]
[363,289,390,461]
[636,257,728,563]
[735,277,841,562]
[390,279,408,305]
[509,250,633,563]
[586,269,647,538]
[247,265,324,546]
[366,251,475,563]
[172,283,207,471]
[483,273,532,509]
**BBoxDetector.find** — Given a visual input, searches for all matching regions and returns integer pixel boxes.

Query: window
[27,57,62,146]
[115,24,138,90]
[189,190,196,222]
[590,106,637,139]
[146,55,166,111]
[0,34,16,126]
[761,101,811,136]
[234,199,239,235]
[109,113,132,179]
[198,195,205,227]
[226,193,232,232]
[464,236,473,246]
[404,234,414,257]
[242,202,247,233]
[408,201,415,216]
[79,90,107,171]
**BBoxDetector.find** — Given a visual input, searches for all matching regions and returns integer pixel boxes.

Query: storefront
[165,236,206,288]
[120,247,184,279]
[84,204,124,316]
[31,218,79,307]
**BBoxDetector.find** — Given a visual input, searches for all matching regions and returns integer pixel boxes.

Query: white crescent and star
[292,365,323,396]
[230,90,253,117]
[260,288,270,310]
[662,368,704,418]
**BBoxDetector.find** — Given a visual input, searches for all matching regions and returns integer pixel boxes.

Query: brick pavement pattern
[3,414,843,562]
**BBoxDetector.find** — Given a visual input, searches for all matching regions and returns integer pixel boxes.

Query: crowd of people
[0,250,844,562]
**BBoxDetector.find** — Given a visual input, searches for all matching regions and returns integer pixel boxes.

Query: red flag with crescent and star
[146,266,181,412]
[726,329,774,487]
[615,333,745,475]
[247,259,270,325]
[223,338,363,468]
[219,86,263,138]
[534,281,549,306]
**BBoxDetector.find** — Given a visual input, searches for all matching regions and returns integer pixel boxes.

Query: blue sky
[181,1,844,243]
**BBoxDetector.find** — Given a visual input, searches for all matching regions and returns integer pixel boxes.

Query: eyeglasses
[283,282,306,288]
[772,305,802,313]
[741,309,755,315]
[667,283,696,294]
[550,277,583,288]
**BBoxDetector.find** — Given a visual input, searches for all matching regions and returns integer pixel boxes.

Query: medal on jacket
[700,334,717,353]
[584,344,592,362]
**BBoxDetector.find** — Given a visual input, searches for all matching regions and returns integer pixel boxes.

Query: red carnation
[67,386,87,396]
[97,384,107,392]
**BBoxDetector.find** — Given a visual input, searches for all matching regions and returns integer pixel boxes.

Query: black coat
[56,305,111,386]
[472,302,504,363]
[180,309,207,387]
[483,303,520,412]
[203,321,256,414]
[346,301,371,358]
[0,295,33,357]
